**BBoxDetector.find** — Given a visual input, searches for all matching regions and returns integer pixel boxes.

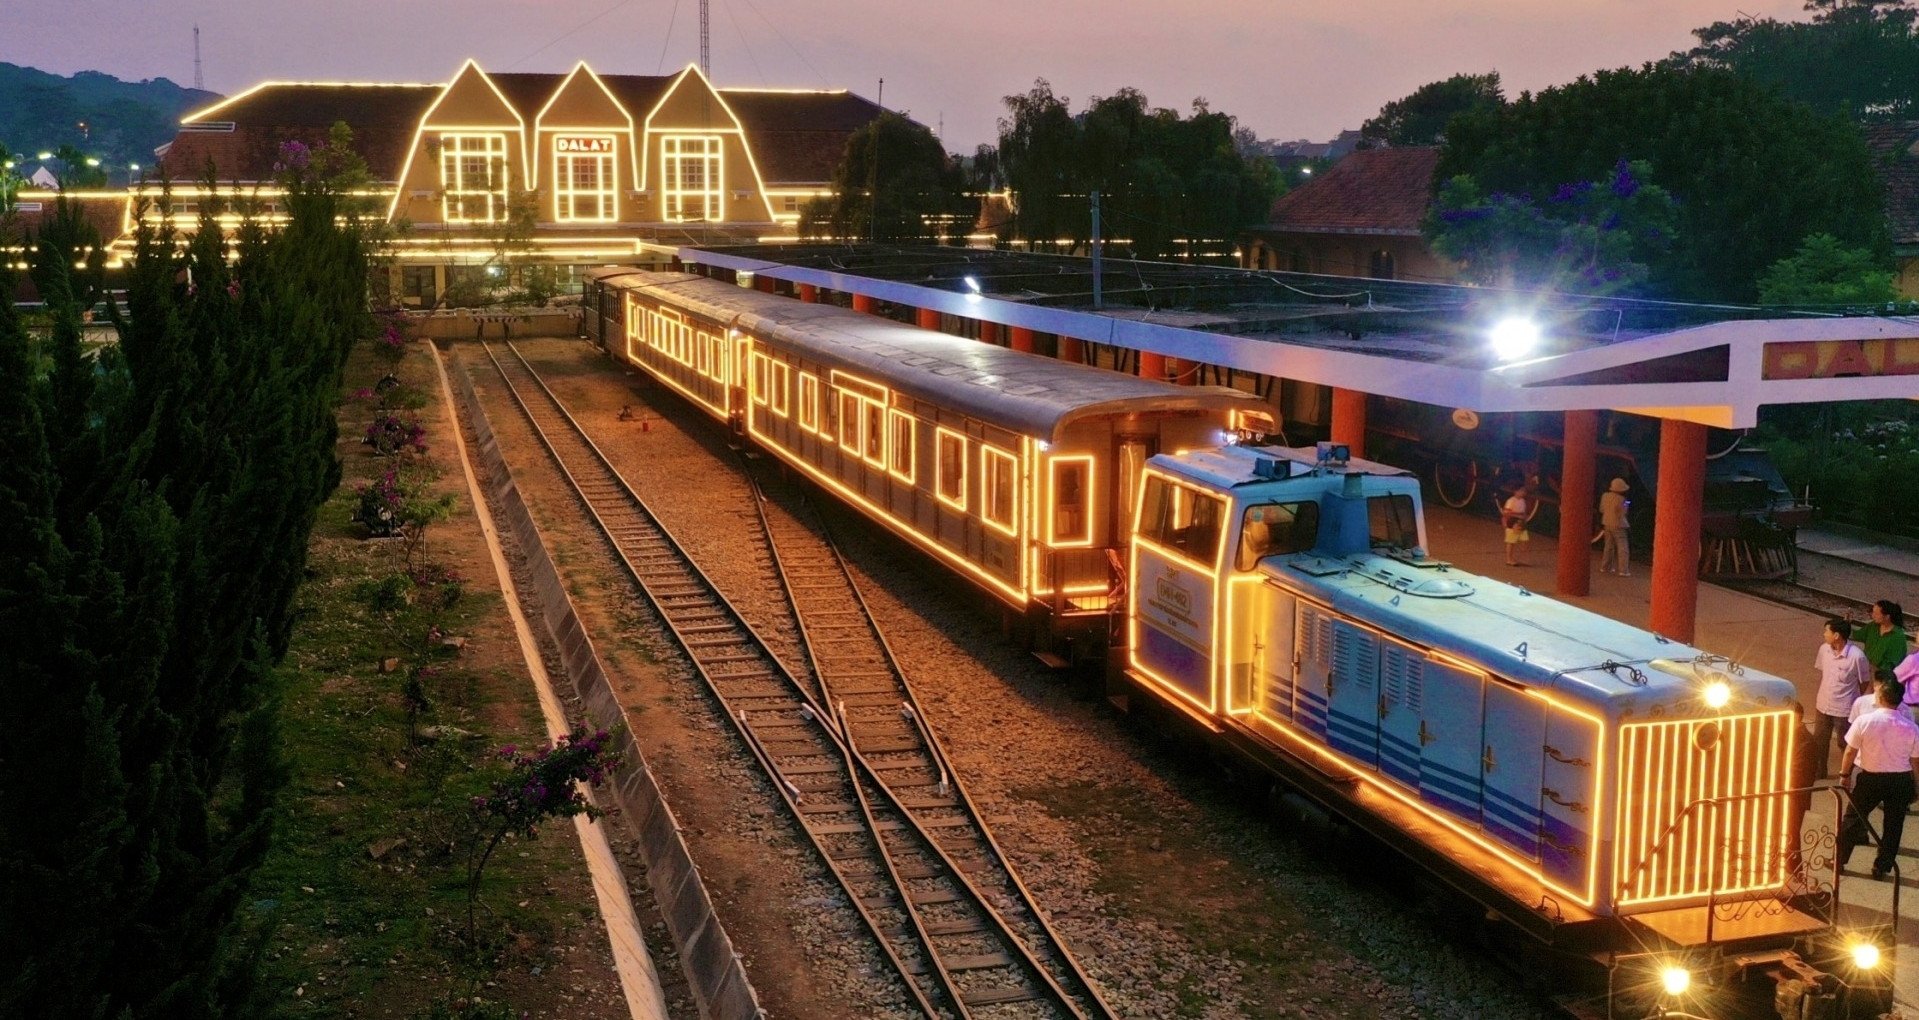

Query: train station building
[664,243,1919,644]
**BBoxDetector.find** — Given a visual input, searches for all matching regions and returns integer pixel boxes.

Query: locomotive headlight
[1489,316,1541,361]
[1659,965,1691,996]
[1703,680,1732,710]
[1851,942,1882,970]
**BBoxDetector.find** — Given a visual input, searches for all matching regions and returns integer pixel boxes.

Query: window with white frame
[440,133,509,222]
[662,135,722,221]
[887,409,915,482]
[936,429,967,508]
[982,445,1018,534]
[554,143,616,222]
[798,373,820,431]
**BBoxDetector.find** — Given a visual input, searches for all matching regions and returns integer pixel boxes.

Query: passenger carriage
[589,270,1269,631]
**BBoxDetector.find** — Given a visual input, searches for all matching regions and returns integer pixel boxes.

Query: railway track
[1711,550,1908,626]
[468,340,1113,1020]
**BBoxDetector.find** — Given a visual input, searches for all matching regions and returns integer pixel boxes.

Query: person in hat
[1598,477,1631,576]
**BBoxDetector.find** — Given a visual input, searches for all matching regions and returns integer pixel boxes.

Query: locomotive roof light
[1488,315,1541,362]
[1851,941,1882,970]
[1702,680,1732,710]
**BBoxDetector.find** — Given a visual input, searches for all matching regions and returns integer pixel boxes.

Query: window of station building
[1368,249,1397,281]
[1236,501,1321,571]
[554,140,616,222]
[400,265,437,308]
[1049,457,1091,546]
[662,135,722,222]
[798,373,820,431]
[1137,475,1226,567]
[887,409,915,481]
[440,133,509,222]
[981,446,1018,535]
[1368,493,1418,551]
[936,429,967,509]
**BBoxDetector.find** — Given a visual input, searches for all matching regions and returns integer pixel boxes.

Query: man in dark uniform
[1839,678,1919,880]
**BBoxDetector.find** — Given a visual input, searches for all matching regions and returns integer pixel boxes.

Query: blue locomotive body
[1126,443,1804,925]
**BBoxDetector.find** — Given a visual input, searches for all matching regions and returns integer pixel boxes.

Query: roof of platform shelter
[674,243,1919,429]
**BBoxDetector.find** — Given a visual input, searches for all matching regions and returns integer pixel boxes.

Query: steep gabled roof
[1265,146,1441,237]
[1865,121,1919,247]
[722,89,882,183]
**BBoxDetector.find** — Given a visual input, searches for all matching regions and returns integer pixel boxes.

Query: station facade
[18,60,885,302]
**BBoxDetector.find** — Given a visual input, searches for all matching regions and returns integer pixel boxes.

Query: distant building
[27,166,59,190]
[1866,121,1919,297]
[14,59,892,304]
[1264,129,1366,170]
[1242,146,1453,283]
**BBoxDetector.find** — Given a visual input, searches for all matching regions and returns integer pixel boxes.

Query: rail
[472,339,1110,1018]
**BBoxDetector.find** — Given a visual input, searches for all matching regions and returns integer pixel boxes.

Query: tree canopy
[1436,63,1888,301]
[994,80,1281,259]
[1757,232,1900,304]
[802,112,969,243]
[1361,72,1504,147]
[1673,0,1919,122]
[1426,160,1678,293]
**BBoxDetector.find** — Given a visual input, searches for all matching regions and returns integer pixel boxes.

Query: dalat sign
[1763,338,1919,379]
[554,135,616,154]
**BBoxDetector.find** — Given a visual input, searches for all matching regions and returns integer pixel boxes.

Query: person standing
[1597,477,1631,575]
[1854,600,1911,682]
[1816,617,1873,776]
[1501,486,1531,567]
[1839,678,1919,880]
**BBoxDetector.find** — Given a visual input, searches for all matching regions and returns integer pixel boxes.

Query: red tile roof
[1865,122,1919,247]
[1265,146,1440,236]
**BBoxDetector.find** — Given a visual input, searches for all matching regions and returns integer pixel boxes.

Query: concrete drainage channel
[444,347,766,1020]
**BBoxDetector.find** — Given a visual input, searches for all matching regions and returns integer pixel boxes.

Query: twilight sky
[4,0,1811,150]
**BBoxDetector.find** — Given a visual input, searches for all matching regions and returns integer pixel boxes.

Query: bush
[365,410,427,456]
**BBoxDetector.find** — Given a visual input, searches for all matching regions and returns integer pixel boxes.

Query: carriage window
[798,373,819,431]
[982,445,1017,534]
[937,429,966,508]
[1368,494,1418,550]
[1137,475,1226,567]
[1050,457,1091,545]
[838,391,860,448]
[863,402,885,463]
[887,409,915,481]
[1236,501,1321,570]
[770,363,790,417]
[751,354,769,406]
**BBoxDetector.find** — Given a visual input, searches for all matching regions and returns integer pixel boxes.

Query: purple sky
[5,0,1810,149]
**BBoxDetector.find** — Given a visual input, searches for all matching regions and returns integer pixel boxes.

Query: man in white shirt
[1839,678,1919,880]
[1815,617,1873,776]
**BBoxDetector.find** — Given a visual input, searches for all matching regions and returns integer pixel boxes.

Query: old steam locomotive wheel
[1432,457,1479,509]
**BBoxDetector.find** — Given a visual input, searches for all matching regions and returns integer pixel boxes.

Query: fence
[447,354,765,1019]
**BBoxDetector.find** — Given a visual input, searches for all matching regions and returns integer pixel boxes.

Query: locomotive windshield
[1138,476,1227,566]
[1368,494,1418,550]
[1236,501,1320,570]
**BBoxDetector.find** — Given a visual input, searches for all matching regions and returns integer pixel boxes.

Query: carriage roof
[615,273,1264,441]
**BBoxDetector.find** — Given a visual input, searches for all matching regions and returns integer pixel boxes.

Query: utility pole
[193,24,204,90]
[698,0,710,78]
[1091,190,1103,310]
[866,77,883,241]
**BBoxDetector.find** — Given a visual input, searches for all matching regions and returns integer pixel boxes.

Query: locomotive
[581,268,1889,1018]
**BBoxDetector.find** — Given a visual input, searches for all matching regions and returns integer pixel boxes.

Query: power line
[736,0,829,88]
[656,0,683,73]
[507,0,633,70]
[719,0,765,86]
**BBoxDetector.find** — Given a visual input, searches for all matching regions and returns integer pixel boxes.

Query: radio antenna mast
[193,24,204,90]
[698,0,710,78]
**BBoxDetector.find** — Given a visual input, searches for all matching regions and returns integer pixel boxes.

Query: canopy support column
[1650,419,1707,643]
[1556,409,1598,597]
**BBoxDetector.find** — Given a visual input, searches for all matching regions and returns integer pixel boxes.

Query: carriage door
[1115,433,1157,542]
[1294,601,1335,740]
[1326,620,1381,769]
[1482,681,1547,861]
[1377,638,1424,788]
[1417,655,1485,819]
[1252,585,1297,722]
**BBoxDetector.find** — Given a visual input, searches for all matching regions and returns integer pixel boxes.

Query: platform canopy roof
[678,243,1919,428]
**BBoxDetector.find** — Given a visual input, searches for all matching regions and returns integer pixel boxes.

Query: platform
[1798,526,1919,579]
[1425,506,1919,1011]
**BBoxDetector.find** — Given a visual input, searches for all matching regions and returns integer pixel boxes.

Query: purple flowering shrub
[373,308,411,362]
[354,470,407,537]
[365,410,427,456]
[465,726,624,937]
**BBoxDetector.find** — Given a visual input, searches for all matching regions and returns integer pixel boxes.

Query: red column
[1650,419,1708,643]
[798,283,819,303]
[1556,409,1599,597]
[916,306,941,331]
[754,275,776,293]
[1138,350,1168,382]
[978,321,1001,345]
[1330,387,1366,458]
[852,293,878,314]
[1056,334,1082,363]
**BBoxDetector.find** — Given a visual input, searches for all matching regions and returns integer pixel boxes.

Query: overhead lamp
[1659,966,1691,997]
[85,157,100,167]
[129,163,140,171]
[963,275,982,303]
[1300,166,1314,176]
[1489,316,1540,362]
[36,151,52,160]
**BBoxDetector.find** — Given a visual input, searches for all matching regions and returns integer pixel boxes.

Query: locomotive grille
[1614,711,1795,909]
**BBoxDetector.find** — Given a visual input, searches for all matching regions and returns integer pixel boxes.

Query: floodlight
[129,163,140,171]
[85,157,100,167]
[36,151,52,160]
[963,275,982,303]
[1300,166,1313,176]
[1489,316,1540,361]
[1659,966,1691,997]
[1703,681,1732,710]
[1852,942,1881,970]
